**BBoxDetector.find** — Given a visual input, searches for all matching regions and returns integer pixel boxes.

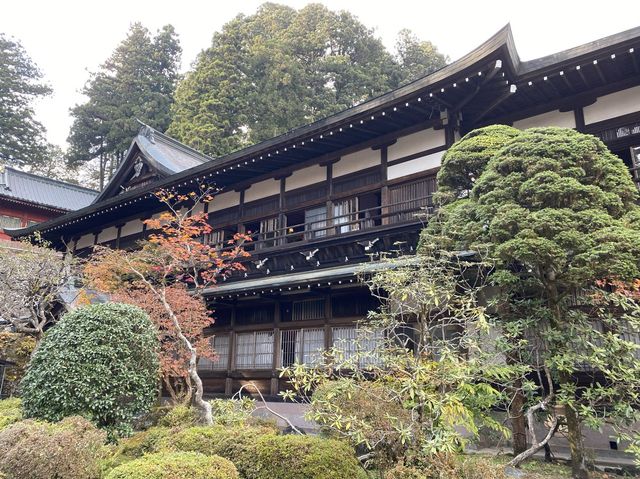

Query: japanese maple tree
[85,187,250,424]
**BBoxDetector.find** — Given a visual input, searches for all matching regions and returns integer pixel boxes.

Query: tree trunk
[510,379,528,455]
[564,402,590,479]
[159,291,212,425]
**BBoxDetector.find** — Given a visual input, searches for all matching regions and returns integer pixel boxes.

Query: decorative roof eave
[0,194,69,214]
[9,24,640,240]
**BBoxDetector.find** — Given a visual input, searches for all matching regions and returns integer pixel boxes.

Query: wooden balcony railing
[239,194,434,252]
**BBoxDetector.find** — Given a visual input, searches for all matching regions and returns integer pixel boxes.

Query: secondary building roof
[0,166,98,212]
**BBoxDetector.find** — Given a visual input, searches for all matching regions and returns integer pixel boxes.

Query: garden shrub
[0,416,106,479]
[311,379,411,469]
[21,303,159,438]
[162,425,270,476]
[115,426,172,458]
[105,452,238,479]
[0,398,21,431]
[209,397,255,426]
[157,404,198,428]
[164,425,366,479]
[252,434,367,479]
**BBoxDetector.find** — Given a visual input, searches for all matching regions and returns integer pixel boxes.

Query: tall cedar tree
[168,3,447,157]
[428,127,640,478]
[0,34,51,169]
[67,23,181,189]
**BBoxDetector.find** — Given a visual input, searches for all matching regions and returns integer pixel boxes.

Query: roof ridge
[137,123,214,164]
[4,166,98,194]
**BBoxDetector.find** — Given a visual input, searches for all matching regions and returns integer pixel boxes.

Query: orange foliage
[84,186,251,403]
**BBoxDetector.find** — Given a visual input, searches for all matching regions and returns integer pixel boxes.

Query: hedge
[105,452,238,479]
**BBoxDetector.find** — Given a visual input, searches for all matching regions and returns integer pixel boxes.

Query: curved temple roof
[8,23,640,242]
[0,166,97,212]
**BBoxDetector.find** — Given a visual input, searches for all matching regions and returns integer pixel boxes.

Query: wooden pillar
[115,224,123,249]
[380,146,390,225]
[226,302,237,396]
[574,107,586,132]
[271,300,281,396]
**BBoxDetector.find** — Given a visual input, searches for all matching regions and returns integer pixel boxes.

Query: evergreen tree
[428,127,640,478]
[67,23,181,189]
[168,3,447,158]
[0,34,52,168]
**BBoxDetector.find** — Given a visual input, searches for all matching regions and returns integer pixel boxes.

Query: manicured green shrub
[209,397,255,426]
[164,425,366,479]
[116,426,172,458]
[105,452,238,479]
[21,303,159,438]
[157,404,198,428]
[252,434,367,479]
[0,398,21,431]
[162,425,270,476]
[0,416,106,479]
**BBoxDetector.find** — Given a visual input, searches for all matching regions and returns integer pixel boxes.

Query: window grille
[280,328,325,367]
[332,326,384,368]
[333,197,359,233]
[203,230,225,249]
[292,298,325,321]
[258,216,280,249]
[304,206,327,239]
[0,215,21,229]
[198,334,230,371]
[235,331,274,369]
[388,177,435,222]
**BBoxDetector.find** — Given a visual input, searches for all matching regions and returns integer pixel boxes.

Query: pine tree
[0,34,52,168]
[67,23,181,189]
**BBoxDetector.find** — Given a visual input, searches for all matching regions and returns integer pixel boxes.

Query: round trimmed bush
[105,452,238,479]
[163,426,366,479]
[21,303,159,438]
[0,416,106,479]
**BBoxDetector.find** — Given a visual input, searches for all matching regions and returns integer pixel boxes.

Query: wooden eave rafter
[10,24,640,245]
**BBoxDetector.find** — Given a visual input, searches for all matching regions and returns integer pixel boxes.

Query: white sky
[2,0,639,150]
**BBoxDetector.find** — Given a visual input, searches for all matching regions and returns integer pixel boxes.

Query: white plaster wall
[584,86,640,125]
[387,150,445,181]
[333,148,380,178]
[209,191,240,212]
[244,178,280,202]
[388,128,445,162]
[97,226,118,244]
[75,234,94,249]
[513,110,576,130]
[120,219,145,237]
[285,165,326,191]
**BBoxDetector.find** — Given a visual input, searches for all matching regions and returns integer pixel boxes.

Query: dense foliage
[0,399,21,431]
[0,34,51,169]
[0,416,105,479]
[67,23,181,188]
[20,303,159,438]
[84,188,249,424]
[281,246,518,471]
[162,426,367,479]
[168,2,446,157]
[105,452,239,479]
[428,126,640,478]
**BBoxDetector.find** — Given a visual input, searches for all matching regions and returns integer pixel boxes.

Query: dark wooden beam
[453,59,504,112]
[575,65,589,87]
[592,59,607,84]
[630,48,639,74]
[469,84,517,124]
